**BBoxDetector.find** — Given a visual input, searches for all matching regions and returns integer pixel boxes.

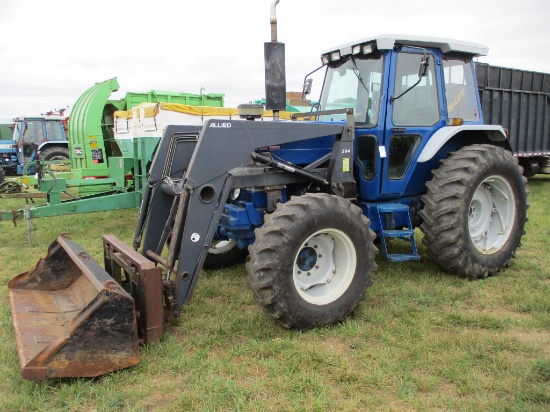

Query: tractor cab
[13,116,67,161]
[313,34,488,201]
[9,115,68,174]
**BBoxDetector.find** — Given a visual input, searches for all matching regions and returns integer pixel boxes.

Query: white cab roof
[14,115,66,121]
[322,34,489,57]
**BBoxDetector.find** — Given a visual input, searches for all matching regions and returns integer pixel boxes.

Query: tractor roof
[322,34,489,57]
[13,115,67,121]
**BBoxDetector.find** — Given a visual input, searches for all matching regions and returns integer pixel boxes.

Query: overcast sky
[0,0,548,120]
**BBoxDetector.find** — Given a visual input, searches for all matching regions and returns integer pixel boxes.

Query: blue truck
[0,115,69,185]
[7,7,533,379]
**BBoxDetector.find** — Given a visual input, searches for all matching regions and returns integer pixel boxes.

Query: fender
[417,125,507,163]
[37,140,69,153]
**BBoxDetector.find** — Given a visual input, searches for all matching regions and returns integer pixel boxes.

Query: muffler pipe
[270,0,280,42]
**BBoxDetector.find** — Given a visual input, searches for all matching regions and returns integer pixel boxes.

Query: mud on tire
[247,193,378,329]
[420,144,528,279]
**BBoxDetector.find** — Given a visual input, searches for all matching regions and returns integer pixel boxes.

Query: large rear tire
[0,167,5,184]
[203,238,249,269]
[420,144,528,279]
[247,193,377,329]
[40,146,70,172]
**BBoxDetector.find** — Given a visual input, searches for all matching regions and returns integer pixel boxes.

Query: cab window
[356,134,377,180]
[443,57,479,121]
[45,121,65,140]
[392,52,440,126]
[388,134,421,179]
[319,54,384,126]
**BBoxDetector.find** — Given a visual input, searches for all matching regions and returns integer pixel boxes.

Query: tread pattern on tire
[40,146,70,161]
[39,147,71,172]
[419,144,528,279]
[247,193,377,329]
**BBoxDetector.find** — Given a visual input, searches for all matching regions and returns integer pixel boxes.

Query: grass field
[0,177,548,411]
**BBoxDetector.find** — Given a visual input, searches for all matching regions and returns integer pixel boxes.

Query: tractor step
[387,253,421,262]
[377,203,410,213]
[382,229,415,238]
[374,203,420,262]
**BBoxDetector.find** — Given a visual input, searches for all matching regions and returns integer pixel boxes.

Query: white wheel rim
[469,175,516,254]
[209,239,237,254]
[293,229,356,305]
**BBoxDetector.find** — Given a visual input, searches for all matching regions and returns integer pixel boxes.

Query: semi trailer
[476,63,550,177]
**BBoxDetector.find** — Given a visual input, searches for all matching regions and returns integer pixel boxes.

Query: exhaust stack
[264,0,286,119]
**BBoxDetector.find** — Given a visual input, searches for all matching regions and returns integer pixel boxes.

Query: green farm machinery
[0,78,226,223]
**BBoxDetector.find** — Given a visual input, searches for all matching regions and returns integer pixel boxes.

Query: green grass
[0,177,549,411]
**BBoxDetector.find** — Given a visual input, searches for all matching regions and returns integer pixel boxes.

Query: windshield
[318,54,384,126]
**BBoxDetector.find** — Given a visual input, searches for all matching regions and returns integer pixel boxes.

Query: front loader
[9,113,378,379]
[8,1,528,380]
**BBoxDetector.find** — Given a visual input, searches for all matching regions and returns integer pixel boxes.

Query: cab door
[380,47,444,196]
[19,119,44,162]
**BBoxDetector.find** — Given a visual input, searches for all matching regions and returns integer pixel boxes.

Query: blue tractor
[0,115,69,189]
[8,7,528,379]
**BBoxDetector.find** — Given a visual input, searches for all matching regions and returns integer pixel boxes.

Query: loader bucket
[8,236,140,380]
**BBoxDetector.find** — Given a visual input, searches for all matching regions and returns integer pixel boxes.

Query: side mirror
[418,55,429,77]
[302,78,313,97]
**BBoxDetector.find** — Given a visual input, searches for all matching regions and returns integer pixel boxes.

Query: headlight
[362,43,374,54]
[330,50,341,61]
[352,43,374,55]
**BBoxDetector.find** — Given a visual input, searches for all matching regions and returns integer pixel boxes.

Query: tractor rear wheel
[0,167,5,184]
[203,238,249,269]
[40,147,70,172]
[247,193,377,329]
[420,144,528,279]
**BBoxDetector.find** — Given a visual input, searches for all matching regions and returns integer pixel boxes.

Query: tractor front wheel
[247,193,377,329]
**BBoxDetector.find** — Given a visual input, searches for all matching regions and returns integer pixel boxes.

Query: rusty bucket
[8,236,140,380]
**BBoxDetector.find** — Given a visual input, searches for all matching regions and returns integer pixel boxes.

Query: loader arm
[135,119,350,314]
[8,117,353,380]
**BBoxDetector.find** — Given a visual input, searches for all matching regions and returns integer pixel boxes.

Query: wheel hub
[296,247,318,272]
[469,176,515,254]
[293,229,356,305]
[294,234,335,291]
